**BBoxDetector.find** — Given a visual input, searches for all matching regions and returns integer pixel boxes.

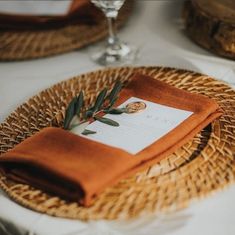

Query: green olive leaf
[82,129,97,135]
[94,116,119,127]
[63,97,76,130]
[109,96,119,109]
[106,108,125,114]
[92,88,108,112]
[108,81,122,105]
[75,91,84,116]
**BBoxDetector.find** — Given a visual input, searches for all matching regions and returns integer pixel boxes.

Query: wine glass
[90,0,137,66]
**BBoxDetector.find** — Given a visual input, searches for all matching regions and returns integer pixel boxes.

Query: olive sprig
[63,81,126,135]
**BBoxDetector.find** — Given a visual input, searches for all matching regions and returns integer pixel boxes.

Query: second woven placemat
[0,0,133,61]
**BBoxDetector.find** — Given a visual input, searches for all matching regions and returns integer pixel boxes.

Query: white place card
[80,97,193,155]
[0,0,72,16]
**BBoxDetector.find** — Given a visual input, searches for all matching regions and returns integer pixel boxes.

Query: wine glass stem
[107,17,119,47]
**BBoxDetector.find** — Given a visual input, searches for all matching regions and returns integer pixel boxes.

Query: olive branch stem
[63,81,126,135]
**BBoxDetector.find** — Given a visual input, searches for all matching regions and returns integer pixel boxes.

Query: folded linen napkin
[0,74,223,206]
[0,0,101,29]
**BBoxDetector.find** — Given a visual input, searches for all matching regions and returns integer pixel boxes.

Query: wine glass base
[90,42,138,66]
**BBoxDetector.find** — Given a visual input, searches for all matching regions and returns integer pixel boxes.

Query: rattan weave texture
[0,66,234,220]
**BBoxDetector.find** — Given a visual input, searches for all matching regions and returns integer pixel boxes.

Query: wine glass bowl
[91,0,125,17]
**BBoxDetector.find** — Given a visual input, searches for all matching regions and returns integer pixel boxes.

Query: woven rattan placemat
[0,66,234,220]
[0,1,133,61]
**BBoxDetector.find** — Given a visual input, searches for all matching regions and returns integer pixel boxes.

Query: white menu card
[80,97,193,155]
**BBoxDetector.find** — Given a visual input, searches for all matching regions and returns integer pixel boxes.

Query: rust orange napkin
[0,0,101,30]
[0,74,223,206]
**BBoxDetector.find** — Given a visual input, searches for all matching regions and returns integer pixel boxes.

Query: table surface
[0,1,235,235]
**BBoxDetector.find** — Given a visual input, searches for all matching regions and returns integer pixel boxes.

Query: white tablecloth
[0,1,235,235]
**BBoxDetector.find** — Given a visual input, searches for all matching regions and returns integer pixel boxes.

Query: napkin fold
[0,0,101,30]
[0,74,223,206]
